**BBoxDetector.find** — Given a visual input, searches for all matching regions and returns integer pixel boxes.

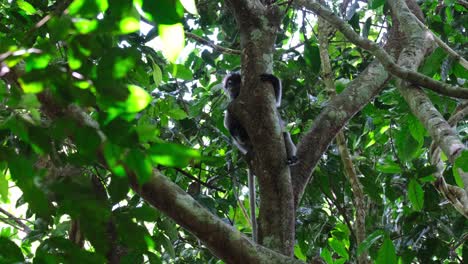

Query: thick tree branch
[36,91,305,264]
[291,59,390,206]
[388,0,468,216]
[127,169,304,264]
[295,0,468,99]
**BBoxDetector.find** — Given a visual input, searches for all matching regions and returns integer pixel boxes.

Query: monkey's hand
[259,74,280,89]
[286,156,299,166]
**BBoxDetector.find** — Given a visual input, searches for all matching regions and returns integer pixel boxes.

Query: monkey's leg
[283,131,298,165]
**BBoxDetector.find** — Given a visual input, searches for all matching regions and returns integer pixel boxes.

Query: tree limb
[295,0,468,99]
[388,0,468,217]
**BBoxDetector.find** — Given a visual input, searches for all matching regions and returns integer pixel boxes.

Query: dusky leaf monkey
[223,72,298,242]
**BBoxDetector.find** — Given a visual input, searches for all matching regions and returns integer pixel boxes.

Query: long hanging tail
[247,168,257,242]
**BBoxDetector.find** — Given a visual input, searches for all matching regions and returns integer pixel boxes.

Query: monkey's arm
[224,111,252,155]
[260,73,282,107]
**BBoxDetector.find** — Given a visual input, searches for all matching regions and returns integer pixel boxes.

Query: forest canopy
[0,0,467,263]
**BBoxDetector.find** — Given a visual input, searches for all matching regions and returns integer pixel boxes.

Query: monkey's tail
[247,167,257,243]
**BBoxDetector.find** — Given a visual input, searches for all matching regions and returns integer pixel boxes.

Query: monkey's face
[223,73,242,99]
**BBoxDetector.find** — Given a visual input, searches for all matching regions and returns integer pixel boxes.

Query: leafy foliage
[0,0,466,263]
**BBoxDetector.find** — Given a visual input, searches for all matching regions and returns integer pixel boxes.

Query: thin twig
[0,207,32,234]
[174,168,226,192]
[185,32,241,55]
[295,0,468,99]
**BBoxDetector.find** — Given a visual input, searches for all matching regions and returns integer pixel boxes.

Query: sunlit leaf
[69,0,108,16]
[0,168,8,202]
[124,85,152,112]
[328,237,349,259]
[73,18,98,34]
[149,142,200,167]
[159,23,185,63]
[180,0,198,15]
[120,17,140,34]
[113,57,135,78]
[25,54,51,71]
[19,79,44,93]
[17,0,37,15]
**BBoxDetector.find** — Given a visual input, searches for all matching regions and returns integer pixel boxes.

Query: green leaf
[152,62,163,87]
[19,79,44,93]
[125,85,152,112]
[148,142,201,167]
[125,149,152,183]
[103,143,126,177]
[0,166,8,202]
[369,0,385,9]
[73,18,98,34]
[69,0,108,16]
[141,0,184,24]
[357,230,385,256]
[376,162,401,174]
[0,237,25,263]
[108,175,129,204]
[376,236,397,264]
[395,125,421,161]
[420,48,447,76]
[25,54,51,71]
[408,179,424,211]
[328,237,349,260]
[407,115,425,144]
[168,108,188,120]
[17,0,37,15]
[159,23,185,63]
[119,10,140,34]
[454,150,468,188]
[168,64,193,80]
[320,247,333,263]
[294,244,306,260]
[7,156,52,219]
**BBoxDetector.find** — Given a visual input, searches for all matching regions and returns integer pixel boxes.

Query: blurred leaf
[180,0,198,15]
[152,62,163,87]
[17,0,37,15]
[357,230,385,256]
[159,23,185,62]
[408,179,424,211]
[7,156,52,219]
[376,236,397,264]
[369,0,385,9]
[125,149,153,183]
[0,237,24,263]
[0,167,8,202]
[328,237,349,260]
[149,142,200,167]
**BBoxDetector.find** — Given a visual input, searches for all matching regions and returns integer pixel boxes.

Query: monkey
[223,72,298,243]
[223,72,298,163]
